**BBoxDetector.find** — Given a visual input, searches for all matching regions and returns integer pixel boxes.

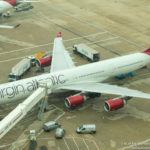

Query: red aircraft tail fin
[142,48,150,55]
[56,32,62,38]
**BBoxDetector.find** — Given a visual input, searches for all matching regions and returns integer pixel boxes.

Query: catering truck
[8,58,31,82]
[73,44,100,62]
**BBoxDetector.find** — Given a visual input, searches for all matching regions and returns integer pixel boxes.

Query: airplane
[0,32,150,108]
[0,0,40,29]
[0,32,150,138]
[0,0,40,16]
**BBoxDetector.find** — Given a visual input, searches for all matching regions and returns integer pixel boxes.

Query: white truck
[76,124,96,134]
[73,44,100,62]
[8,58,31,82]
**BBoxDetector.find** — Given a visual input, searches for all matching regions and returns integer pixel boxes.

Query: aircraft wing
[50,32,75,73]
[58,82,150,99]
[0,24,20,29]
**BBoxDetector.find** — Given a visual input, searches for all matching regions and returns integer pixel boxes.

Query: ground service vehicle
[43,121,61,132]
[115,72,135,79]
[36,56,52,68]
[14,3,33,12]
[73,44,100,62]
[30,130,36,141]
[35,52,46,59]
[76,124,96,134]
[3,11,11,17]
[8,58,31,82]
[28,56,37,66]
[55,128,65,139]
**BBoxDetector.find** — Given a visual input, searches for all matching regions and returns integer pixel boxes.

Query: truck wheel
[95,93,101,97]
[76,131,81,134]
[91,131,96,134]
[73,50,77,54]
[87,58,92,62]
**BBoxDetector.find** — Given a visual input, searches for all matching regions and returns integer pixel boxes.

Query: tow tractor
[0,80,52,139]
[14,3,34,12]
[3,11,11,18]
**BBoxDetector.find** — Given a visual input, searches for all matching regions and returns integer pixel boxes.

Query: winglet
[14,24,21,28]
[142,48,150,55]
[56,32,62,38]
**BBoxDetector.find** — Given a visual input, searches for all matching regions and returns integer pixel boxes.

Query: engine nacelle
[65,94,87,108]
[104,97,131,112]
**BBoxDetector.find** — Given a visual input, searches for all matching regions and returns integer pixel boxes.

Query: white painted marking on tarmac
[82,138,90,150]
[48,4,146,49]
[54,112,65,122]
[0,37,119,63]
[0,35,35,47]
[58,146,61,150]
[0,139,28,148]
[63,138,70,150]
[72,136,80,150]
[118,138,150,150]
[0,32,106,55]
[66,31,107,42]
[88,37,119,45]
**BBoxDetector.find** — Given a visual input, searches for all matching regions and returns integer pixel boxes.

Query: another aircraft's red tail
[14,24,21,28]
[142,48,150,55]
[56,32,62,38]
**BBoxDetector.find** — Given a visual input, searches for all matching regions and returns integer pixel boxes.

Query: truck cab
[28,56,36,66]
[8,74,20,82]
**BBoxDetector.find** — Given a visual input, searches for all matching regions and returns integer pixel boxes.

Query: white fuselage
[0,1,12,14]
[0,52,149,104]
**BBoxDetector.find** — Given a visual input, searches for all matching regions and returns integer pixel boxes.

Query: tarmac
[0,0,150,149]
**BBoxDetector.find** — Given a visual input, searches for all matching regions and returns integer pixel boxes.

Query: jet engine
[104,97,131,112]
[65,94,87,109]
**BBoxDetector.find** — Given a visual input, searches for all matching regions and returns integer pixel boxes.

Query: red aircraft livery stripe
[3,0,17,6]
